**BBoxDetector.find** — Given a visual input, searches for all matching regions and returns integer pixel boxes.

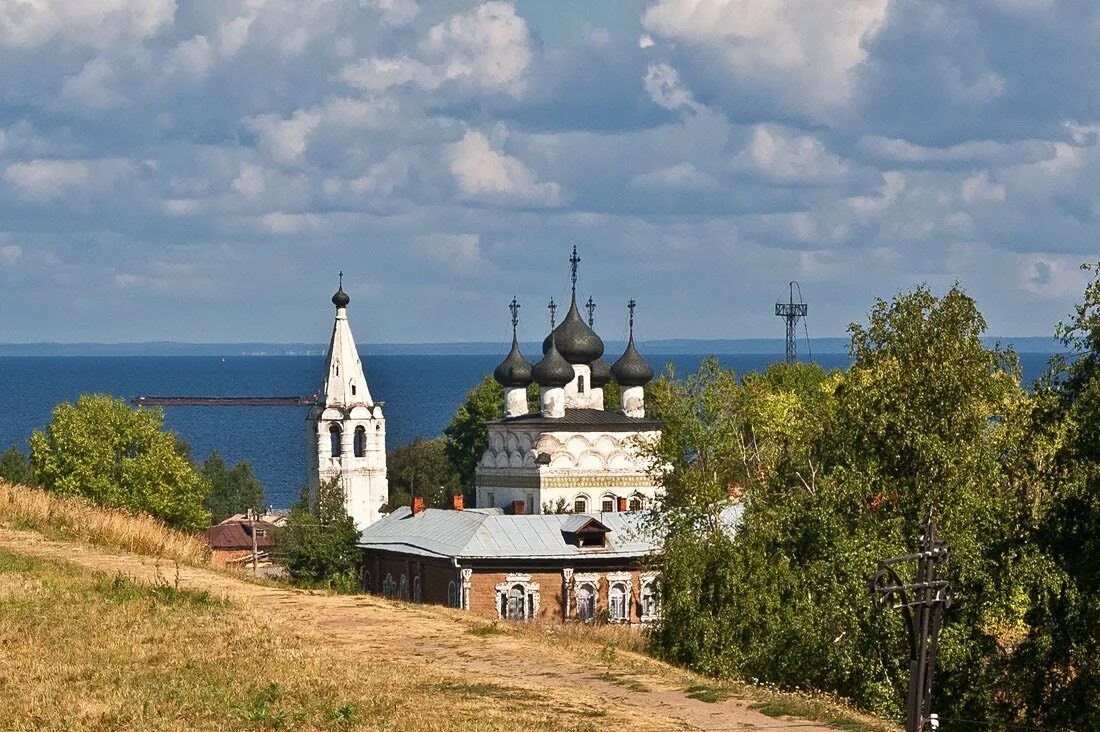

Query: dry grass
[0,481,209,566]
[0,548,665,732]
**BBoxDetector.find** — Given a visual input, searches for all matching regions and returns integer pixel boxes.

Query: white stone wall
[308,404,389,529]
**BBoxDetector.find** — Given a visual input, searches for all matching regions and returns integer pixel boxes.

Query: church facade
[307,279,389,529]
[475,248,662,515]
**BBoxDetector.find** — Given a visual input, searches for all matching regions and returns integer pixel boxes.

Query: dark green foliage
[382,437,461,512]
[200,452,265,525]
[280,478,361,591]
[644,284,1089,723]
[0,445,33,486]
[443,376,537,495]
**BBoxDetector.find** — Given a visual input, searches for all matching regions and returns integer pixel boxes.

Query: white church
[307,250,661,529]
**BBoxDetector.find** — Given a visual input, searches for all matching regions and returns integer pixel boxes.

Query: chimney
[510,500,525,515]
[412,496,425,516]
[616,497,628,512]
[452,494,464,511]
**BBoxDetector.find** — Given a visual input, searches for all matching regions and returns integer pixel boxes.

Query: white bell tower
[307,274,388,529]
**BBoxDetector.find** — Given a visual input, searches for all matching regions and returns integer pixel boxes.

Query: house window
[495,575,540,621]
[448,581,459,608]
[641,582,658,621]
[609,583,628,622]
[382,573,396,599]
[573,495,588,514]
[363,570,371,593]
[329,424,342,456]
[628,495,643,511]
[398,574,409,600]
[412,576,422,603]
[576,582,597,621]
[354,426,366,457]
[351,385,357,395]
[601,495,615,513]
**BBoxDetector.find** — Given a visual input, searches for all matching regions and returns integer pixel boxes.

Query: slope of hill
[0,485,893,732]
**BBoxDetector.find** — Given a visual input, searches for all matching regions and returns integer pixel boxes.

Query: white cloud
[0,0,175,49]
[341,1,532,97]
[247,110,322,166]
[643,0,888,115]
[167,34,215,82]
[368,0,421,26]
[448,130,561,206]
[960,172,1006,204]
[231,163,267,200]
[734,125,850,184]
[644,63,699,111]
[858,136,1055,167]
[4,159,91,200]
[630,162,717,189]
[59,56,128,110]
[0,244,22,267]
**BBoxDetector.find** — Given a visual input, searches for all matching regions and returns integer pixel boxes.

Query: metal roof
[357,505,743,560]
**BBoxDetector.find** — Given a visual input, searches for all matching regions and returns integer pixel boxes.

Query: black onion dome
[332,285,350,308]
[532,333,574,387]
[590,356,612,387]
[611,335,653,387]
[493,335,533,387]
[542,297,604,364]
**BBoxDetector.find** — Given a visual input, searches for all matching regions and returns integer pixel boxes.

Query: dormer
[560,516,611,548]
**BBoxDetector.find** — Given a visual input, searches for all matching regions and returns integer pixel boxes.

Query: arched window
[363,570,371,593]
[412,576,422,603]
[578,375,586,392]
[576,582,597,621]
[601,495,615,513]
[573,495,589,514]
[495,574,540,621]
[329,424,342,456]
[609,583,627,622]
[382,573,396,599]
[640,582,658,621]
[447,581,459,608]
[628,495,643,511]
[354,426,366,457]
[398,574,409,600]
[351,385,357,396]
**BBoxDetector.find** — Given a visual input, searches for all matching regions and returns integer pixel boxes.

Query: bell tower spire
[308,274,389,529]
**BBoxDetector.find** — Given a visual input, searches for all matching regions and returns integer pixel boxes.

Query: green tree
[443,376,538,493]
[280,477,361,591]
[382,437,461,512]
[29,394,210,531]
[0,445,33,486]
[201,452,265,525]
[645,285,1046,721]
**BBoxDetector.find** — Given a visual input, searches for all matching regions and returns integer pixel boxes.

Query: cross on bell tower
[585,296,596,327]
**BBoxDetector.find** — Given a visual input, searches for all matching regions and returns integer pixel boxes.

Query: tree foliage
[0,445,33,486]
[29,394,210,532]
[382,437,461,512]
[643,283,1090,723]
[280,477,361,591]
[201,452,265,525]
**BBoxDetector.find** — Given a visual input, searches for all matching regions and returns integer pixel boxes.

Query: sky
[0,0,1097,345]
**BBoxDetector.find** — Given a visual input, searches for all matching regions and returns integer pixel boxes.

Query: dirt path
[0,528,837,732]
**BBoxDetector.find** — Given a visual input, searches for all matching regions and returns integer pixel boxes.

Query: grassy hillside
[0,480,209,565]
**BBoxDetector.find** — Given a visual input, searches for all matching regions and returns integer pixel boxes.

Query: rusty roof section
[202,521,277,551]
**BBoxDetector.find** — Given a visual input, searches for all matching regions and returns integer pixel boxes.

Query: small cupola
[611,299,654,388]
[493,297,533,388]
[332,271,350,309]
[532,299,574,389]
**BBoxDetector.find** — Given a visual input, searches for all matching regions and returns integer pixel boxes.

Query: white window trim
[606,571,633,624]
[382,573,396,599]
[573,572,600,621]
[640,571,660,623]
[495,573,541,621]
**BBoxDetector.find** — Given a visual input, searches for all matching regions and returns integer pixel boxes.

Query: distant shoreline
[0,337,1067,357]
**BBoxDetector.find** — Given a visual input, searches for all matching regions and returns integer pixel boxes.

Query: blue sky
[0,0,1096,344]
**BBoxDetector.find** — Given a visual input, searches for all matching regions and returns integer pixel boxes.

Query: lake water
[0,352,1054,509]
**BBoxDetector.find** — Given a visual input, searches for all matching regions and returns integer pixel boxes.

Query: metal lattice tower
[775,281,808,364]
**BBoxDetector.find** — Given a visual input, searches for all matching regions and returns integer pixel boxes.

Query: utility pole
[774,281,808,364]
[248,508,258,576]
[871,516,952,732]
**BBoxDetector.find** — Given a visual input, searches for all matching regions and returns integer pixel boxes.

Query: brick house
[358,500,745,624]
